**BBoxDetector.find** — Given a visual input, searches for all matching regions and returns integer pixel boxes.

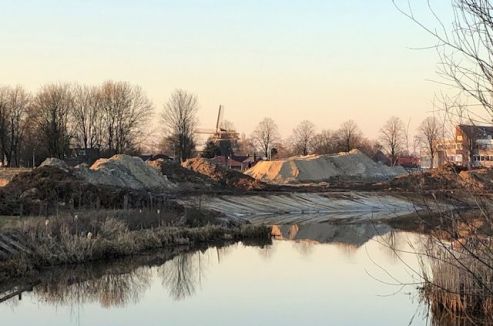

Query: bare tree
[418,116,442,169]
[312,130,337,155]
[379,116,406,166]
[395,0,493,122]
[291,120,316,156]
[71,85,104,152]
[392,3,493,322]
[162,89,198,161]
[100,81,153,154]
[7,87,30,167]
[0,88,10,166]
[252,117,280,159]
[238,133,256,156]
[358,138,383,159]
[337,120,362,152]
[32,84,73,159]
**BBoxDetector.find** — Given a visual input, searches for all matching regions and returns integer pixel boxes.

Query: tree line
[0,81,153,167]
[247,115,442,166]
[0,81,443,167]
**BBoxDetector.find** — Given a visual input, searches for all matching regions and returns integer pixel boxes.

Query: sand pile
[76,155,175,191]
[458,169,493,191]
[246,149,406,184]
[390,163,488,192]
[147,159,217,191]
[39,158,70,172]
[0,166,152,215]
[0,168,31,187]
[181,157,264,190]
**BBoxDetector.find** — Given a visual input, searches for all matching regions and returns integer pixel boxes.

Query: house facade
[421,124,493,168]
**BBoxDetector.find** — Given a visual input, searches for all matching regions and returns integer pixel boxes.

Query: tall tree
[337,120,362,152]
[379,116,405,166]
[418,116,441,169]
[252,117,280,159]
[72,85,104,151]
[32,84,73,159]
[162,89,198,161]
[312,130,338,155]
[291,120,316,155]
[201,140,221,159]
[0,87,10,165]
[100,81,153,154]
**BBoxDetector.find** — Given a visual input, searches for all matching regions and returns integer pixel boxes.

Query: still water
[1,223,429,326]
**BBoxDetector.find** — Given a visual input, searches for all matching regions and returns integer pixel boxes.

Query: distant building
[456,124,493,167]
[210,154,257,171]
[420,124,493,168]
[395,156,419,169]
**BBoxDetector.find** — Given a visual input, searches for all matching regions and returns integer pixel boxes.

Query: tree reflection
[159,251,206,300]
[34,267,152,308]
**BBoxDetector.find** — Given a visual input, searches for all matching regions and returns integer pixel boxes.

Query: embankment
[179,192,438,225]
[0,220,271,283]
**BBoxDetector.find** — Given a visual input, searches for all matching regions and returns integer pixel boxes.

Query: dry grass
[0,209,271,282]
[421,239,493,324]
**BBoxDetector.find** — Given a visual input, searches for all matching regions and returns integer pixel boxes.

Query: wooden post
[123,194,128,210]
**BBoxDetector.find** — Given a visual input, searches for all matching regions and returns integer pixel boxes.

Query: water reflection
[272,222,392,247]
[0,242,270,308]
[0,222,402,309]
[35,267,152,308]
[159,252,201,300]
[0,225,446,326]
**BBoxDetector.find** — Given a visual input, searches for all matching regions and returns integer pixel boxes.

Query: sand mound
[246,149,406,184]
[390,164,493,192]
[458,168,493,191]
[76,154,175,191]
[0,168,31,187]
[147,159,217,191]
[39,158,69,172]
[181,157,264,190]
[0,165,160,215]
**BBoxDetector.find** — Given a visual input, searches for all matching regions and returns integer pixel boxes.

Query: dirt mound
[39,158,69,172]
[459,169,493,191]
[76,154,175,191]
[181,157,264,190]
[0,168,31,187]
[390,165,493,192]
[246,149,406,184]
[0,166,154,215]
[148,159,217,190]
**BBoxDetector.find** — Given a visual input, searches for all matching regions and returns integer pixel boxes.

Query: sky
[0,0,455,140]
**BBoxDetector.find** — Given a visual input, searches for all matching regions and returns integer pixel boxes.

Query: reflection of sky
[0,232,427,325]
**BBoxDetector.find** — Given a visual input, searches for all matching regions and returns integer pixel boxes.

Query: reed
[0,209,271,282]
[421,238,493,324]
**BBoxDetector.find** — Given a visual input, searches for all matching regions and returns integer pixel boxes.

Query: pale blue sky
[0,0,453,138]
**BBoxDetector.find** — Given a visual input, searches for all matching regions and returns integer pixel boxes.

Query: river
[0,222,434,325]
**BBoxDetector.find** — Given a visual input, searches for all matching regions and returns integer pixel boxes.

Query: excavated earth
[177,192,444,225]
[246,149,406,184]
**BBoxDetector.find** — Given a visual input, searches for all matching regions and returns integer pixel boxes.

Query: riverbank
[0,209,271,283]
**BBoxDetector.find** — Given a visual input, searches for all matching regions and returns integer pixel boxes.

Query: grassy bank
[0,209,271,282]
[421,243,493,325]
